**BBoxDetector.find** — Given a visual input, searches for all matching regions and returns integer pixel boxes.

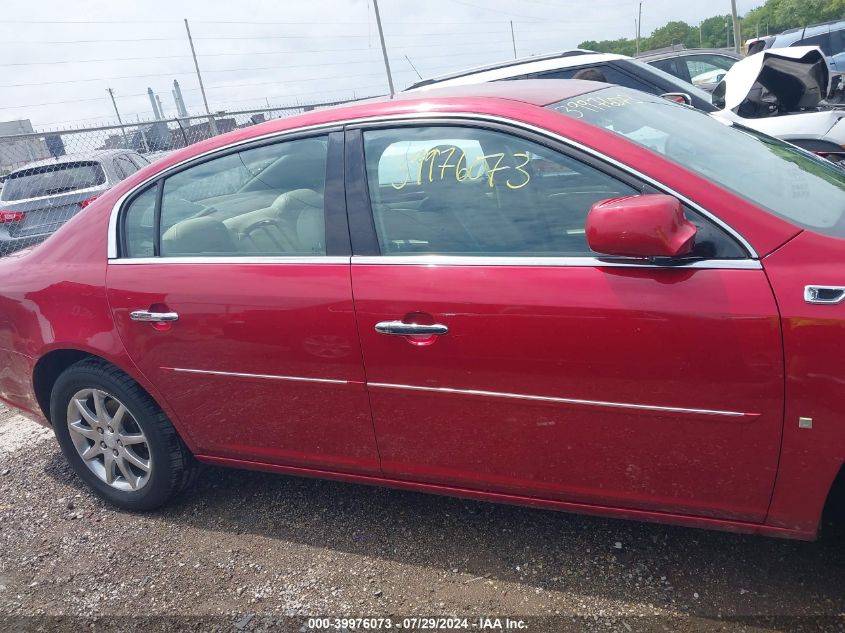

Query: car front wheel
[51,358,196,510]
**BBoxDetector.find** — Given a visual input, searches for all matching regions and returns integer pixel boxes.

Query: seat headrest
[270,188,324,215]
[161,217,236,256]
[296,206,325,254]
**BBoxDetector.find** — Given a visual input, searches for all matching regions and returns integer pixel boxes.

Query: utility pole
[730,0,742,54]
[636,2,642,56]
[106,88,130,149]
[372,0,395,97]
[510,21,517,59]
[184,18,218,134]
[699,22,703,47]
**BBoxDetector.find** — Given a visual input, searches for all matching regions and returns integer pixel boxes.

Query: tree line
[580,0,845,55]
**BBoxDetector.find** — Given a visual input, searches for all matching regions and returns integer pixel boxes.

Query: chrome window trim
[367,382,752,418]
[110,256,350,265]
[108,111,758,260]
[164,367,348,385]
[351,255,760,270]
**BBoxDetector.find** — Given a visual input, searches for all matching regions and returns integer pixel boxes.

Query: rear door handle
[129,310,180,323]
[374,321,448,336]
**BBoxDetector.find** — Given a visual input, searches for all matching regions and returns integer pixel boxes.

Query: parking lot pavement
[1,402,844,633]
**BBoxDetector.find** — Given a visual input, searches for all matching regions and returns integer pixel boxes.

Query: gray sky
[0,0,764,130]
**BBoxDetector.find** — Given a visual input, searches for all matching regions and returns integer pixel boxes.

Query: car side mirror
[586,194,697,258]
[660,92,693,106]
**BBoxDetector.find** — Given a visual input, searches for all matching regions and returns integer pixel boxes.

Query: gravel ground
[1,402,843,633]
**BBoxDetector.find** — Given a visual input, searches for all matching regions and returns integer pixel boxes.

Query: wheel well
[821,463,845,539]
[32,349,95,422]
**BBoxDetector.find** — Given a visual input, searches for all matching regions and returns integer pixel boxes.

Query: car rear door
[346,122,783,522]
[107,131,381,474]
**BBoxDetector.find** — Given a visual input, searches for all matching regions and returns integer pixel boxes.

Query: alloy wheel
[66,388,151,491]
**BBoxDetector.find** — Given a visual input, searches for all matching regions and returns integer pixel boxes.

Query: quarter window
[120,136,329,258]
[122,186,157,258]
[362,126,638,256]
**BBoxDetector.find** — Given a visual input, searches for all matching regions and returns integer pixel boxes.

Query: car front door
[107,131,381,474]
[347,123,783,522]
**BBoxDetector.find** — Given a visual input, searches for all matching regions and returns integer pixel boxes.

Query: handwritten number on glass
[391,148,531,190]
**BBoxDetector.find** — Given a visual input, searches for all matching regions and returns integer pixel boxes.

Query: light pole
[373,0,395,97]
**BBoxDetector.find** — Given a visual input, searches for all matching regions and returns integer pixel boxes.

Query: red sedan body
[0,80,842,539]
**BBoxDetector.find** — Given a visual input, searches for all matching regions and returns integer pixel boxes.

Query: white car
[409,47,845,163]
[713,46,845,161]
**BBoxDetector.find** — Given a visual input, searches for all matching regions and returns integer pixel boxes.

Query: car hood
[713,46,830,113]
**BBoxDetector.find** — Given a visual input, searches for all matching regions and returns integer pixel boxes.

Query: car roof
[389,78,603,106]
[406,51,628,90]
[637,48,742,62]
[8,149,135,173]
[779,19,845,37]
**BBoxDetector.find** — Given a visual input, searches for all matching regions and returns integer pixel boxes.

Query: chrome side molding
[804,285,845,305]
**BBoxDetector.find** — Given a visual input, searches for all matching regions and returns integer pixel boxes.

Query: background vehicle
[406,50,717,112]
[0,81,843,542]
[746,35,776,55]
[713,46,845,164]
[0,149,149,255]
[637,48,742,92]
[769,19,845,71]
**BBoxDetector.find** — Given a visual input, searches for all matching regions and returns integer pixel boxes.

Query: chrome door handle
[805,285,845,305]
[129,310,179,323]
[374,321,448,336]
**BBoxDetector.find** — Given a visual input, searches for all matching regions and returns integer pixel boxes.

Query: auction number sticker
[559,93,643,118]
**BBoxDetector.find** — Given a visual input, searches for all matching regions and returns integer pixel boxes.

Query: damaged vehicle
[713,46,845,163]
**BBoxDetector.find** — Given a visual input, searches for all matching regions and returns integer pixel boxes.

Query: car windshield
[548,87,845,237]
[1,161,106,201]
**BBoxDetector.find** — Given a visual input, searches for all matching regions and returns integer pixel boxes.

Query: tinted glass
[156,137,328,257]
[1,161,106,201]
[649,58,689,82]
[122,186,156,258]
[798,32,832,55]
[532,64,656,93]
[548,87,845,237]
[363,126,638,256]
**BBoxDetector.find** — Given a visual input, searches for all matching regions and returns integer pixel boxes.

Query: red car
[1,80,844,540]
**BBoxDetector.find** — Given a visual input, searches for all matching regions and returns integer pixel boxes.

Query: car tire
[50,358,196,511]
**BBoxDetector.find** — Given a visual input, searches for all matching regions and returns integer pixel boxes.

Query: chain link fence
[0,98,365,257]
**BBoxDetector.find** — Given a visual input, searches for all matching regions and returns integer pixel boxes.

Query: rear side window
[529,64,657,93]
[649,58,689,83]
[113,155,140,180]
[1,161,106,202]
[797,31,832,55]
[119,136,329,258]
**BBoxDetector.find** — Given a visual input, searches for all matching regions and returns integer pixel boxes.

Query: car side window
[121,136,329,258]
[683,55,735,87]
[122,185,157,258]
[114,155,139,180]
[649,58,690,83]
[361,126,639,256]
[798,31,833,55]
[532,65,657,93]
